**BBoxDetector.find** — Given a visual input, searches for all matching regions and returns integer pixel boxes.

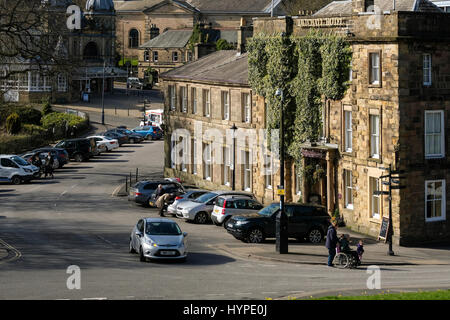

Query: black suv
[54,138,92,162]
[225,203,331,244]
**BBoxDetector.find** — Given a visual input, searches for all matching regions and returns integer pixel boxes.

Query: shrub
[42,99,53,115]
[21,123,47,135]
[216,39,234,51]
[6,112,21,134]
[0,105,42,125]
[41,112,89,134]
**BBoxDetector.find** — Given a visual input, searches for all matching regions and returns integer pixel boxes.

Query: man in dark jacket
[325,221,338,267]
[44,152,54,179]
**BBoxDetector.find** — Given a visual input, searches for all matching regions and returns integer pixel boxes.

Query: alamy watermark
[66,265,81,290]
[366,265,381,289]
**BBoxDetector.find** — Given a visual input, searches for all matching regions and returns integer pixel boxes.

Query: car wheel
[307,227,324,244]
[194,212,208,224]
[74,153,84,162]
[11,176,21,185]
[139,247,146,262]
[222,217,231,229]
[129,138,135,144]
[247,228,264,243]
[129,239,136,254]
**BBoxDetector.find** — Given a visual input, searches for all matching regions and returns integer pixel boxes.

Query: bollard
[125,176,128,193]
[136,168,138,182]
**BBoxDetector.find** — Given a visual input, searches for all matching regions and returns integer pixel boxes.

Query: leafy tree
[42,99,53,116]
[216,39,235,51]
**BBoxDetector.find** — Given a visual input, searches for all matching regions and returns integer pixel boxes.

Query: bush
[0,133,49,154]
[6,112,21,134]
[0,105,42,125]
[216,39,234,51]
[21,123,47,135]
[41,112,89,134]
[42,100,53,115]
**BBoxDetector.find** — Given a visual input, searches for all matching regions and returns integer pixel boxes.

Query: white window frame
[243,150,251,192]
[370,114,380,159]
[181,86,187,113]
[181,137,187,172]
[243,93,251,123]
[203,89,210,117]
[170,138,176,169]
[153,51,158,62]
[169,85,176,111]
[423,54,432,86]
[425,110,445,159]
[425,180,446,222]
[57,74,67,92]
[222,91,230,120]
[344,110,352,152]
[265,154,273,190]
[172,51,178,62]
[295,168,302,195]
[144,51,149,62]
[223,146,231,186]
[204,143,212,181]
[369,52,380,85]
[370,177,381,219]
[192,138,197,175]
[344,170,353,210]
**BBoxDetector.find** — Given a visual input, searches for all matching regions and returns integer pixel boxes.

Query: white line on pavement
[234,293,252,295]
[82,297,108,300]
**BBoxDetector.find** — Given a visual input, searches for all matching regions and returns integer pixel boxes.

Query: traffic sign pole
[387,164,395,256]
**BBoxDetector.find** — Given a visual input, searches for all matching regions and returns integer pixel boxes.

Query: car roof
[143,217,178,224]
[218,195,257,200]
[0,154,15,158]
[213,190,254,196]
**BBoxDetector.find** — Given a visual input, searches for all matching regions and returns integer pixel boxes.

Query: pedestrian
[156,192,173,217]
[155,184,165,200]
[44,152,54,179]
[357,239,365,262]
[325,220,338,267]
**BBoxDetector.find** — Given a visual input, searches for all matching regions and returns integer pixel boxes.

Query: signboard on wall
[3,90,19,102]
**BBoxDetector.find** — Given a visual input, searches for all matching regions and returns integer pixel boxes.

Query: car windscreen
[258,203,279,217]
[11,156,29,166]
[145,222,182,236]
[194,192,217,203]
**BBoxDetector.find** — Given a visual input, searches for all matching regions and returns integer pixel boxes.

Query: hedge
[0,133,51,154]
[0,105,42,125]
[41,112,89,134]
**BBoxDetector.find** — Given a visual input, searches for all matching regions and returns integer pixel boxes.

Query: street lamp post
[101,61,106,125]
[275,88,288,254]
[230,123,237,191]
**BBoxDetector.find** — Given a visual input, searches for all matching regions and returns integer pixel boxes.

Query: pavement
[216,227,450,267]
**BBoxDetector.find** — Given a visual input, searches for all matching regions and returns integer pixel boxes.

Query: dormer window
[365,0,375,12]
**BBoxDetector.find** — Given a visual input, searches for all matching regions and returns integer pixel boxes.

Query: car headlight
[235,220,250,225]
[145,238,158,247]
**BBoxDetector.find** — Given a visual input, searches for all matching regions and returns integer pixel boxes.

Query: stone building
[1,0,126,103]
[163,0,450,246]
[113,0,284,78]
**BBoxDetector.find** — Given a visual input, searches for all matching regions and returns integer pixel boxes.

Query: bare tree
[281,0,333,16]
[0,0,75,81]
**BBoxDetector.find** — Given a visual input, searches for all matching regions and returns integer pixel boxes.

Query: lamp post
[101,60,106,125]
[275,88,288,254]
[230,123,237,191]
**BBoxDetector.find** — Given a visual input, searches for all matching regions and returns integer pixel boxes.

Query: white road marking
[82,297,108,300]
[206,293,225,296]
[60,191,67,197]
[234,293,252,295]
[96,235,115,246]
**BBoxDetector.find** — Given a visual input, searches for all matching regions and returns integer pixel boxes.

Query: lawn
[311,289,450,300]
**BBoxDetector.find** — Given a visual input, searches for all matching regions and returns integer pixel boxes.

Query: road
[1,122,450,300]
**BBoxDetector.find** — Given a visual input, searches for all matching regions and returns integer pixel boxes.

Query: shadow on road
[0,189,15,193]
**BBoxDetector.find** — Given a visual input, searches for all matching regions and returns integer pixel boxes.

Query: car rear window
[143,183,159,190]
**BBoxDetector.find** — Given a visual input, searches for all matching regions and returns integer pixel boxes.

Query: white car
[87,135,119,151]
[0,154,39,185]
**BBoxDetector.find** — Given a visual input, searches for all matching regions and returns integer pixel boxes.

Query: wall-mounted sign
[297,17,348,28]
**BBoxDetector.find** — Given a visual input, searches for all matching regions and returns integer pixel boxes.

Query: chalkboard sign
[378,217,389,243]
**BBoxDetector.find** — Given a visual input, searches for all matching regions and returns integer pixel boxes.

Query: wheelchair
[333,250,361,269]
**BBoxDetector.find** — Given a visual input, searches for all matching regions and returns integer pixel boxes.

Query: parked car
[176,191,255,224]
[54,138,92,162]
[129,217,188,262]
[32,147,69,168]
[211,195,264,227]
[147,183,187,208]
[110,128,144,144]
[225,203,331,244]
[87,135,119,151]
[22,152,59,170]
[128,180,185,207]
[101,131,128,146]
[0,155,39,185]
[131,126,163,140]
[86,137,104,156]
[127,77,143,90]
[167,189,209,217]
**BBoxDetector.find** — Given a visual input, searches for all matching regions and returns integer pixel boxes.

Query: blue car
[132,126,163,140]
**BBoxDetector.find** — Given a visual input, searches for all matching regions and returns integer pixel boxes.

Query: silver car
[129,217,188,262]
[211,195,264,226]
[167,189,209,216]
[176,190,255,224]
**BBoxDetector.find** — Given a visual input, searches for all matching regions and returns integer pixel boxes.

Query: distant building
[113,0,284,79]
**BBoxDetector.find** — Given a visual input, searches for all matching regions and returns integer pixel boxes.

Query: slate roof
[140,29,193,48]
[314,0,443,16]
[115,0,281,13]
[160,50,248,85]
